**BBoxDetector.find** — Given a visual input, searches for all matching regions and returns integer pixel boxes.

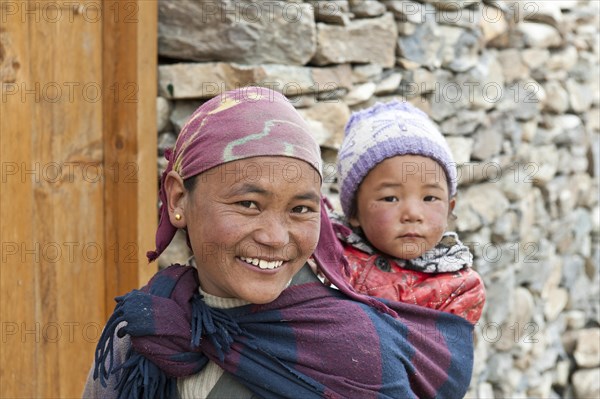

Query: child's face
[350,155,455,260]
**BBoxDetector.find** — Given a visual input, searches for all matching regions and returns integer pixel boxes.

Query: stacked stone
[155,1,599,397]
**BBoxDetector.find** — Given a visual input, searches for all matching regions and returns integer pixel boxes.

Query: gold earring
[175,213,182,221]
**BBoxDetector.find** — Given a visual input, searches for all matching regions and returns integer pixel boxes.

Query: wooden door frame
[102,0,158,316]
[0,0,157,396]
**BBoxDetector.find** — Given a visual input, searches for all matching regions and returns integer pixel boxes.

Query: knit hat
[337,100,457,217]
[147,86,323,262]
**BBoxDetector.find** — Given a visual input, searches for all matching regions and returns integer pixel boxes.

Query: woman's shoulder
[82,322,131,399]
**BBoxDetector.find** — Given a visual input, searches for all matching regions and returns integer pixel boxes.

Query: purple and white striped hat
[337,100,457,217]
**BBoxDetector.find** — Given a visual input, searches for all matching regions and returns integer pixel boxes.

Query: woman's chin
[241,289,284,304]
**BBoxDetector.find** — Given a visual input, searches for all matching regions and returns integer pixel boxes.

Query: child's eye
[382,196,398,202]
[424,196,439,202]
[292,205,312,214]
[238,201,258,209]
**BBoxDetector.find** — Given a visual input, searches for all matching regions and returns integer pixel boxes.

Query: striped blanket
[93,261,473,399]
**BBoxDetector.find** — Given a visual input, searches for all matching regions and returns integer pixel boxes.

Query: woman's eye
[382,196,398,202]
[424,196,439,202]
[239,201,258,209]
[292,205,311,214]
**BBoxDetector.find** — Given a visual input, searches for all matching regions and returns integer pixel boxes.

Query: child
[333,100,485,324]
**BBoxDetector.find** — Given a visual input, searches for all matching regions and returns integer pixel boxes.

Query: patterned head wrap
[147,87,323,262]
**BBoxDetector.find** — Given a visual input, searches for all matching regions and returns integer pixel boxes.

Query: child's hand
[308,257,332,286]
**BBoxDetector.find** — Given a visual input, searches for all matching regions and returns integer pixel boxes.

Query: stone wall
[155,1,600,397]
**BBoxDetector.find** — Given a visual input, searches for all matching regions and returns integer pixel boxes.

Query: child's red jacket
[343,244,486,324]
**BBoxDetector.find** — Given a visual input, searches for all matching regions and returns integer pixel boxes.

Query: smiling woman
[82,87,475,399]
[166,157,321,304]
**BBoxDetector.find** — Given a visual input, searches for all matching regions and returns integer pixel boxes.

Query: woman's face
[168,157,321,304]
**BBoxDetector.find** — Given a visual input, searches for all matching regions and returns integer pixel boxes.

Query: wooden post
[0,0,157,396]
[102,0,157,316]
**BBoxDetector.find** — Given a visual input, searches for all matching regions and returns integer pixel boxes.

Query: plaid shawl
[94,264,473,399]
[92,201,474,398]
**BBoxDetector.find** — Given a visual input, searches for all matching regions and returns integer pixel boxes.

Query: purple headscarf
[147,87,323,262]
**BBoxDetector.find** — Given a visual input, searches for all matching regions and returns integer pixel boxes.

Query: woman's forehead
[197,156,322,189]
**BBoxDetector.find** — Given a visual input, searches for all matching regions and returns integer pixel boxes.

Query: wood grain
[0,0,157,396]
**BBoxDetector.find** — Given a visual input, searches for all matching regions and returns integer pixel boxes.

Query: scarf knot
[190,293,243,360]
[93,265,244,399]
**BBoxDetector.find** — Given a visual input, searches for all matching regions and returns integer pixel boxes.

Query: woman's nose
[253,214,289,247]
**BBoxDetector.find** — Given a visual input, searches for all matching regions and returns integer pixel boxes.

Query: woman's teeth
[240,257,284,270]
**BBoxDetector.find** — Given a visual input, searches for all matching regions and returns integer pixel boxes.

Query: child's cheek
[427,209,449,234]
[367,204,397,226]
